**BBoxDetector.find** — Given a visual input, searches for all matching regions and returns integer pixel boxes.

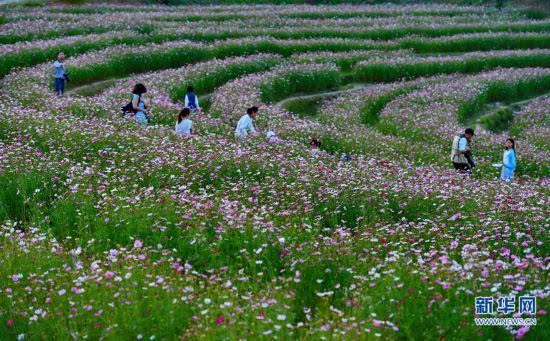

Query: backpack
[121,94,141,116]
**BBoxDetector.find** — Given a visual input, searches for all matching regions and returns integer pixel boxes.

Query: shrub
[260,67,341,103]
[478,106,515,132]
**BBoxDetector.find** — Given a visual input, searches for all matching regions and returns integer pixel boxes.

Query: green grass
[0,169,60,224]
[171,22,550,43]
[457,74,550,123]
[4,25,550,79]
[359,87,413,125]
[353,52,550,83]
[400,33,550,53]
[67,46,212,87]
[478,106,515,132]
[0,26,130,45]
[282,97,324,118]
[169,56,281,103]
[260,68,341,103]
[70,78,120,97]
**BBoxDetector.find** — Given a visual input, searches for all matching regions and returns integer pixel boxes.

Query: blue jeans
[55,77,65,96]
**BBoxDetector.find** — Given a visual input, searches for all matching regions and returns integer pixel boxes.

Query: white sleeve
[249,120,256,133]
[184,95,189,108]
[195,96,200,109]
[458,138,467,152]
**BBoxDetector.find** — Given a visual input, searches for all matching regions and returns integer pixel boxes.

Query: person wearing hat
[451,128,476,171]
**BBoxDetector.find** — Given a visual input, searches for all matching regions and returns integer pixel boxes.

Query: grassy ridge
[353,53,550,83]
[67,45,212,86]
[478,106,514,132]
[169,22,550,42]
[457,74,550,123]
[2,26,550,78]
[401,33,550,53]
[170,56,281,102]
[0,26,139,45]
[359,87,413,125]
[64,40,380,87]
[260,67,341,103]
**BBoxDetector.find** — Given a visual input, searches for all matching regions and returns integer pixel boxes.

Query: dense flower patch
[0,3,548,340]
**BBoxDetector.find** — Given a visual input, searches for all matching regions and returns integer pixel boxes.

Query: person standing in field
[175,108,193,136]
[235,106,258,139]
[184,86,200,113]
[451,128,475,172]
[132,83,149,126]
[53,52,66,97]
[500,138,516,181]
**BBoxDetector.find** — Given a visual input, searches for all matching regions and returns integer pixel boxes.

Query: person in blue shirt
[184,86,200,113]
[132,83,149,126]
[500,138,516,181]
[451,128,475,171]
[53,52,66,96]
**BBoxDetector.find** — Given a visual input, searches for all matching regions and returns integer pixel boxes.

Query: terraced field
[0,3,548,340]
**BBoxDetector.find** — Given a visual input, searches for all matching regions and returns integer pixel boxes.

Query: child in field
[235,106,258,139]
[266,131,282,143]
[175,108,193,136]
[309,138,321,155]
[53,52,66,96]
[184,86,200,113]
[132,83,149,126]
[500,138,516,181]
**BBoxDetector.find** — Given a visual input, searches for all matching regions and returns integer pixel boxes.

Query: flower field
[0,2,548,340]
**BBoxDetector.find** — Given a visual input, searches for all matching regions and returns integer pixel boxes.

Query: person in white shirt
[235,106,258,139]
[450,128,475,171]
[175,108,193,136]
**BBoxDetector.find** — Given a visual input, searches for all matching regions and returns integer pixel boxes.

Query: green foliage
[479,106,515,132]
[260,68,341,103]
[291,258,352,322]
[170,56,281,103]
[519,8,548,20]
[0,170,59,224]
[319,133,355,155]
[282,97,323,118]
[400,33,550,53]
[354,53,550,83]
[18,0,45,6]
[360,88,412,125]
[61,0,87,4]
[3,24,550,78]
[457,75,550,122]
[67,46,213,87]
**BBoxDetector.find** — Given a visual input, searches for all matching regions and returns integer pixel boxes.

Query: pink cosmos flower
[215,315,225,324]
[133,240,143,249]
[516,325,530,339]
